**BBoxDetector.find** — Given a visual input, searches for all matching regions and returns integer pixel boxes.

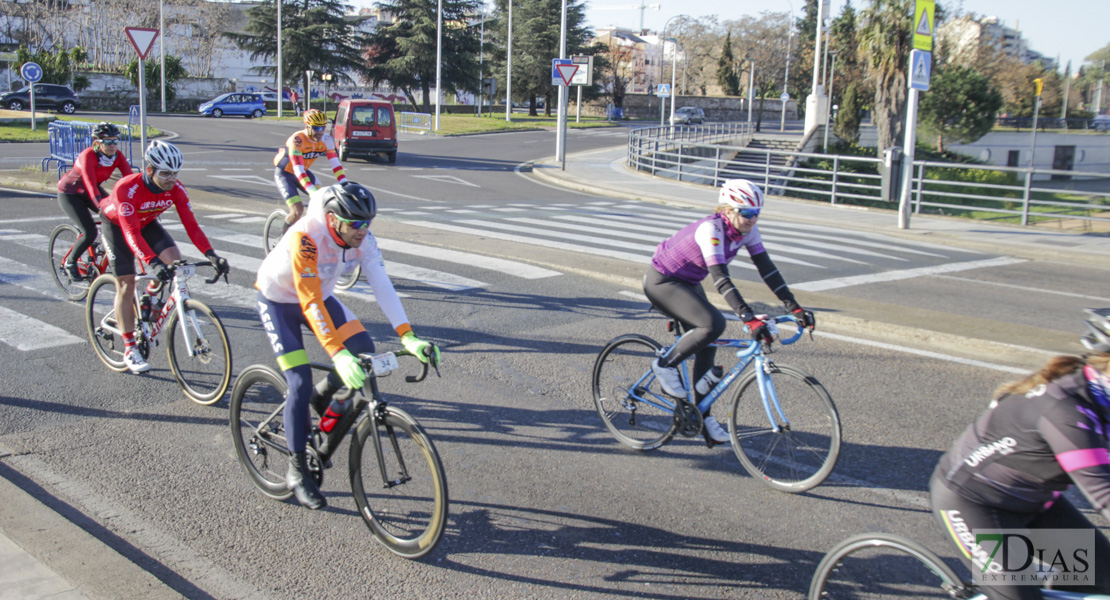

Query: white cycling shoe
[124,350,151,374]
[651,358,687,397]
[703,417,730,444]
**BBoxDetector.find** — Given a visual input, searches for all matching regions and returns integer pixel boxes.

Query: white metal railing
[398,111,432,134]
[627,126,1110,227]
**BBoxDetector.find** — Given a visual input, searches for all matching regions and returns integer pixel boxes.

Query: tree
[717,31,740,96]
[15,45,87,89]
[730,12,792,131]
[835,81,863,143]
[595,36,635,110]
[125,55,189,104]
[671,16,722,96]
[228,0,371,103]
[858,0,914,154]
[363,0,482,112]
[918,64,1002,152]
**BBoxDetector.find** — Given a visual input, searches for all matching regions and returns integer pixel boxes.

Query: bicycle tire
[591,334,677,450]
[349,405,448,559]
[48,224,98,301]
[336,265,361,291]
[263,209,289,253]
[727,362,841,493]
[166,299,232,405]
[809,532,975,600]
[228,365,294,500]
[85,274,132,372]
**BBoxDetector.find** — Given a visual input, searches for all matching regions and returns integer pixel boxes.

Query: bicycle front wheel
[809,532,973,600]
[591,334,676,450]
[166,299,232,405]
[349,405,448,559]
[228,365,293,500]
[336,265,361,291]
[263,209,289,253]
[728,363,841,493]
[48,224,98,301]
[85,274,132,372]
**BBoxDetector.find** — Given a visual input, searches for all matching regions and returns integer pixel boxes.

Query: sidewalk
[530,145,1110,265]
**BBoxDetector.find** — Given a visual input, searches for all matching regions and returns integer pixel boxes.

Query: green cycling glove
[401,332,440,365]
[333,349,366,390]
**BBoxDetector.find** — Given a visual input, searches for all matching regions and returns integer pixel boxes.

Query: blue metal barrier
[43,119,135,179]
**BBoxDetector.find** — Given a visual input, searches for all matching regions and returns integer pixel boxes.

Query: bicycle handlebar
[766,314,806,346]
[357,348,440,384]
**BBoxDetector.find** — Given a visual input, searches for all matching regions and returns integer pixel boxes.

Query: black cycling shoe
[64,262,82,281]
[286,452,326,510]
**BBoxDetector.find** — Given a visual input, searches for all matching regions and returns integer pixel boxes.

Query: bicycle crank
[673,398,704,438]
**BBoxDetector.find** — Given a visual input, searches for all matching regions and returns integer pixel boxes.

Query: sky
[348,0,1108,72]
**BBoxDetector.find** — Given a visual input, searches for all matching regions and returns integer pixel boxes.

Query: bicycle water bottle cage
[673,398,703,438]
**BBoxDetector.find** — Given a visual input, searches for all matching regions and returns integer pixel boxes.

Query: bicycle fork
[369,402,412,489]
[754,357,789,433]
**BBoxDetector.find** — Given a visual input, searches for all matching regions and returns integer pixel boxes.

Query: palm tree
[858,0,914,155]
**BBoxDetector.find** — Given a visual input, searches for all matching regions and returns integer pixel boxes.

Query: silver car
[671,106,705,125]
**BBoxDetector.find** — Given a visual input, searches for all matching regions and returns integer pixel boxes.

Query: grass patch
[0,114,161,142]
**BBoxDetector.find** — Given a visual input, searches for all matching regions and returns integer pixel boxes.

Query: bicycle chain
[672,398,704,438]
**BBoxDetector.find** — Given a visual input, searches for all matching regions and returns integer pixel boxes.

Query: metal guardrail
[43,118,138,179]
[628,125,1110,228]
[398,111,432,134]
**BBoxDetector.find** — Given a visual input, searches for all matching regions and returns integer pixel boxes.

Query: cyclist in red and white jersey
[99,140,230,373]
[57,122,133,280]
[273,108,348,225]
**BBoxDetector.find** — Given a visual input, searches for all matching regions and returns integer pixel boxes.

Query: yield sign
[555,64,579,86]
[125,27,160,60]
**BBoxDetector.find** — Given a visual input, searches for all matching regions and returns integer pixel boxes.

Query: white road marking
[376,238,560,279]
[228,216,268,224]
[935,274,1110,303]
[793,257,1028,292]
[209,175,274,187]
[415,221,652,263]
[0,305,84,350]
[413,175,479,187]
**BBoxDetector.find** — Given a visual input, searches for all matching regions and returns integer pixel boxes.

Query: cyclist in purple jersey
[930,308,1110,600]
[643,179,814,443]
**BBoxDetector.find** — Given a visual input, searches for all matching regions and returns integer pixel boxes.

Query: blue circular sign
[20,61,43,83]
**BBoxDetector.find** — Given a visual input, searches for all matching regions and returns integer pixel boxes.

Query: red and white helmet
[719,179,765,209]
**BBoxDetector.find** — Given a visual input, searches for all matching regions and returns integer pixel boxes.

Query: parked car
[671,106,705,125]
[1092,115,1110,131]
[331,99,398,164]
[1,83,80,114]
[198,92,266,118]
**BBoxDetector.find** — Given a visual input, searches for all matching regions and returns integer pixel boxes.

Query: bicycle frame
[628,315,805,426]
[94,262,210,356]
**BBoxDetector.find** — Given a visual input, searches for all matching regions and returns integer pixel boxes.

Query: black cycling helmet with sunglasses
[322,181,377,223]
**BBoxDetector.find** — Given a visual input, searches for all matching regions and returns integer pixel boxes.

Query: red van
[331,99,398,164]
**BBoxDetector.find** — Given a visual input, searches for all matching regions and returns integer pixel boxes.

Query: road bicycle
[808,532,1110,599]
[591,312,841,493]
[263,207,359,291]
[85,260,232,405]
[47,221,118,301]
[229,349,447,559]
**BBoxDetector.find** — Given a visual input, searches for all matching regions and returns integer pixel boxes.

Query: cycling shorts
[273,167,318,206]
[100,219,175,277]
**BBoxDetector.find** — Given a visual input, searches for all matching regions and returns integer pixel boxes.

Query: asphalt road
[0,114,1106,599]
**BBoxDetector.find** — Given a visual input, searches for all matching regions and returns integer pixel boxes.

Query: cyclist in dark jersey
[931,308,1110,600]
[643,179,814,443]
[56,122,133,280]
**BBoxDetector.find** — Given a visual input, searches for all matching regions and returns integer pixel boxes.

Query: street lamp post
[662,14,687,125]
[823,50,838,153]
[746,57,755,124]
[322,73,333,114]
[276,0,282,118]
[434,0,442,131]
[781,27,792,132]
[478,4,486,116]
[160,0,165,112]
[505,0,513,122]
[305,69,313,112]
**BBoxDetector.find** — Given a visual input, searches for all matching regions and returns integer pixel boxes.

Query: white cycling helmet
[145,140,183,171]
[719,179,765,209]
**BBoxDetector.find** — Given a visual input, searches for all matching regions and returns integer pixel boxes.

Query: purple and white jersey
[650,214,766,285]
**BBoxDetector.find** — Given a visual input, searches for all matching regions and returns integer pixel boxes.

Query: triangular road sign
[916,11,931,36]
[555,64,579,86]
[125,27,160,60]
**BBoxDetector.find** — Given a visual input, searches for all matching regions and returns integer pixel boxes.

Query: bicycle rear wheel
[809,532,974,600]
[263,209,289,253]
[228,365,293,500]
[336,265,361,291]
[48,224,99,301]
[85,274,132,372]
[727,362,841,493]
[349,405,448,559]
[166,299,232,405]
[591,334,677,450]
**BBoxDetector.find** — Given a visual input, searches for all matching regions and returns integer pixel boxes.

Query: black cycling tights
[58,192,99,263]
[642,267,726,405]
[931,473,1110,600]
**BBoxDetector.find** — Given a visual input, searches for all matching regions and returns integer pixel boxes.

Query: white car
[671,106,705,125]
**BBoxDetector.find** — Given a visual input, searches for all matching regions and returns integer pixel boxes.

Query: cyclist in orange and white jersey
[273,108,348,225]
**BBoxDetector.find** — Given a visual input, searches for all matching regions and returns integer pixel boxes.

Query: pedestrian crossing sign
[656,84,670,98]
[913,0,934,52]
[909,49,931,91]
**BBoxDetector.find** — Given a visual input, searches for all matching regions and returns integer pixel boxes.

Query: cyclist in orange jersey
[273,108,348,225]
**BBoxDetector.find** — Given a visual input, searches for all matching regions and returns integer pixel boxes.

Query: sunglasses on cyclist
[99,139,120,146]
[153,169,179,180]
[735,207,760,219]
[311,126,326,132]
[334,215,372,229]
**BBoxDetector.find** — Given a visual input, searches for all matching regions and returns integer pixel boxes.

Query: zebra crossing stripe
[0,305,83,350]
[457,219,660,254]
[794,256,1027,292]
[413,221,652,264]
[386,263,485,291]
[375,239,560,279]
